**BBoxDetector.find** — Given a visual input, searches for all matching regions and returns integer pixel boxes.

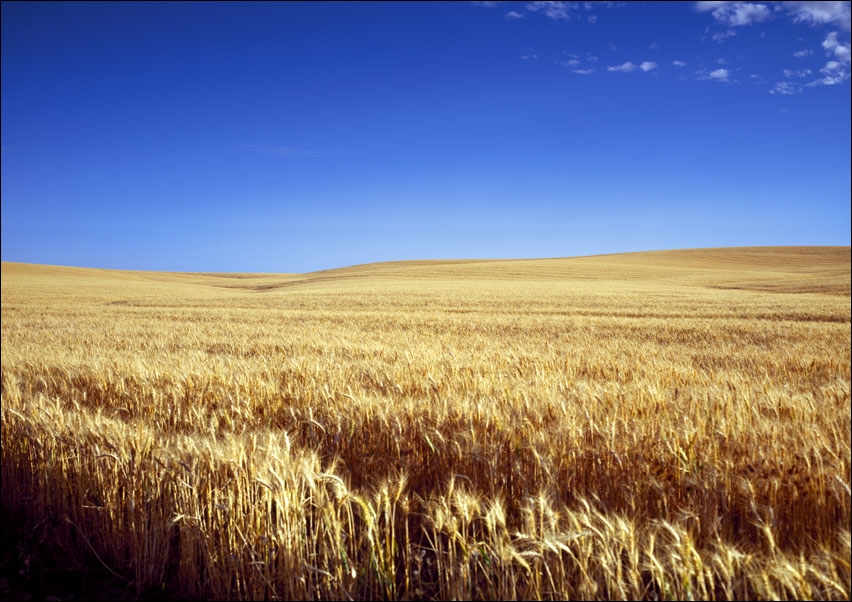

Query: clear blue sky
[2,1,850,272]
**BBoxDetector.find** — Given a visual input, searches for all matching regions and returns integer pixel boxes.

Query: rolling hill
[3,246,849,297]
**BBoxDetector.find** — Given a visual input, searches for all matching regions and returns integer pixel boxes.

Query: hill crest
[2,246,850,296]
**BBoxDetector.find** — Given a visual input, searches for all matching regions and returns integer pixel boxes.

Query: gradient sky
[2,1,850,272]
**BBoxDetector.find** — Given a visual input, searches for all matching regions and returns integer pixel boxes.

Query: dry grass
[2,246,850,600]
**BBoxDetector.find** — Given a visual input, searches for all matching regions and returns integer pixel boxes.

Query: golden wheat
[2,247,850,600]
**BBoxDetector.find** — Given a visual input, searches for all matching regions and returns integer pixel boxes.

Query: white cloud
[471,1,499,7]
[606,61,656,73]
[505,10,524,19]
[519,0,617,22]
[563,58,582,66]
[672,60,687,67]
[810,32,852,85]
[832,43,851,62]
[696,2,770,27]
[526,1,575,21]
[521,52,538,60]
[607,61,637,72]
[697,67,732,81]
[822,31,852,62]
[823,31,840,49]
[786,1,851,30]
[800,56,852,86]
[696,1,851,31]
[770,81,801,94]
[573,68,596,75]
[765,29,852,94]
[712,29,737,42]
[783,68,812,77]
[813,72,850,84]
[809,69,850,86]
[649,42,659,50]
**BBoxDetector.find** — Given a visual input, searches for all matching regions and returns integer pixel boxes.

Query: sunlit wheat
[2,247,849,600]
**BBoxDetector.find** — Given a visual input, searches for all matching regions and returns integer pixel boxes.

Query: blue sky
[2,1,850,272]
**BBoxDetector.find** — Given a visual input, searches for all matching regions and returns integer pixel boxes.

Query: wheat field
[1,246,850,600]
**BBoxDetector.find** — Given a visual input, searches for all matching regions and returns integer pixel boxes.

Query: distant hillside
[2,246,850,296]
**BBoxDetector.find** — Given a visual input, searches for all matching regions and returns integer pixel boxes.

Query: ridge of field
[0,261,302,288]
[275,245,851,296]
[3,246,850,297]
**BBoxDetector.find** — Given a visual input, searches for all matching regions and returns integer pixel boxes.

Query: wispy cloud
[470,1,499,7]
[696,2,770,27]
[241,145,319,158]
[696,1,851,31]
[560,54,596,72]
[786,1,851,30]
[499,1,617,23]
[823,31,851,63]
[672,60,687,67]
[783,68,812,78]
[711,29,737,43]
[808,59,851,86]
[770,81,801,95]
[802,31,852,87]
[771,50,849,93]
[525,1,575,21]
[696,67,732,82]
[767,29,851,94]
[606,60,657,73]
[607,61,637,73]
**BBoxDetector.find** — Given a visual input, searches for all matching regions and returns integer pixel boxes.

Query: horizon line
[2,244,850,277]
